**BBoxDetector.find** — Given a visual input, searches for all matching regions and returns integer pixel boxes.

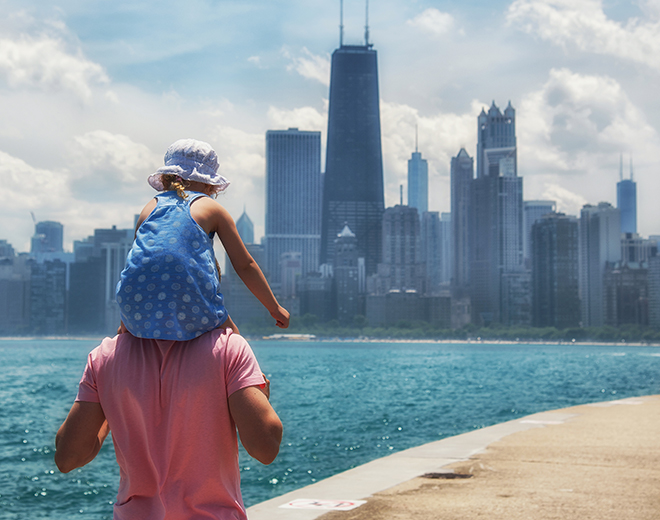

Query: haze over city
[1,0,659,253]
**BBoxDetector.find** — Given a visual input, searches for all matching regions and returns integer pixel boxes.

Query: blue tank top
[116,191,227,340]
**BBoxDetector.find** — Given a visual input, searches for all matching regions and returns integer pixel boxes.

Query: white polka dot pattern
[116,191,227,340]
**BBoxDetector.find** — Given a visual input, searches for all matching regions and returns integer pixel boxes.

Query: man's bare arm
[55,401,109,473]
[228,384,282,465]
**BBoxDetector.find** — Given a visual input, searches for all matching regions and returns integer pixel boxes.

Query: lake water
[1,338,659,519]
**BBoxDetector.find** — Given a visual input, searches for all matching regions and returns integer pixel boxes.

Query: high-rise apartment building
[408,144,428,215]
[265,128,322,284]
[523,200,556,266]
[649,256,660,327]
[621,233,657,265]
[470,101,524,325]
[379,205,422,293]
[438,213,452,286]
[531,213,580,329]
[31,221,63,254]
[421,211,450,295]
[320,40,385,275]
[334,224,360,323]
[450,148,473,296]
[617,156,637,234]
[579,202,621,327]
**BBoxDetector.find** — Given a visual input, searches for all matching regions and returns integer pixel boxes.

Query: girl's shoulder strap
[185,191,209,205]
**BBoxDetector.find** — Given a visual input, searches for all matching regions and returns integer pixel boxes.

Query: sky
[1,0,659,253]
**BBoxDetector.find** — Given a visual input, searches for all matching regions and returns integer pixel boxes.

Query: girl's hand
[271,306,290,329]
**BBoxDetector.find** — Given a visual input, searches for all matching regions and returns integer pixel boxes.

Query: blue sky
[1,0,659,252]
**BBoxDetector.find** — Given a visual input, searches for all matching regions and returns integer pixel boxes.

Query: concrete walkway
[247,395,659,520]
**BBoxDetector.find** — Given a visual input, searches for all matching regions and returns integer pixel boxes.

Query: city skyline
[1,0,660,253]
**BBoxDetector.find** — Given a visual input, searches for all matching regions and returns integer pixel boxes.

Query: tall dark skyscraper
[617,156,637,234]
[265,128,322,284]
[531,213,580,329]
[450,148,473,295]
[320,31,385,275]
[523,200,556,266]
[470,101,524,325]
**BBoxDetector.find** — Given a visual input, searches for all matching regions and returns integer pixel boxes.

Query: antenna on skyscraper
[630,154,634,181]
[339,0,344,46]
[364,0,370,46]
[415,123,419,153]
[619,153,623,181]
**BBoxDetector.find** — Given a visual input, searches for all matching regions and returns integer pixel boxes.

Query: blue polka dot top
[116,190,228,340]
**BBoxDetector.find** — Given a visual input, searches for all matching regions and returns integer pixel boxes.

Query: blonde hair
[161,174,190,200]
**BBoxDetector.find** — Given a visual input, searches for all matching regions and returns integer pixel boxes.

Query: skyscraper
[617,156,637,234]
[579,202,621,327]
[320,35,385,275]
[236,209,254,245]
[450,148,473,296]
[531,213,580,329]
[31,221,63,254]
[334,224,360,323]
[407,137,428,215]
[265,128,322,284]
[379,205,422,292]
[476,101,517,179]
[523,200,556,266]
[421,211,442,294]
[470,101,524,325]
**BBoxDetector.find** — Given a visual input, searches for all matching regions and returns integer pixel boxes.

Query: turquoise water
[1,338,659,518]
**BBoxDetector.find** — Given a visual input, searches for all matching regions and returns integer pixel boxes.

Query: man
[55,328,282,519]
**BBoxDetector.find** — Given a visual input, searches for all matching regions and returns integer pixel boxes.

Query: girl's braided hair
[161,174,189,200]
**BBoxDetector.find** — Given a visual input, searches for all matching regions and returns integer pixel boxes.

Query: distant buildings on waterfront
[1,16,659,337]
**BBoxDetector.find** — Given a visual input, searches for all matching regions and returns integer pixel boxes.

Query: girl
[117,138,289,340]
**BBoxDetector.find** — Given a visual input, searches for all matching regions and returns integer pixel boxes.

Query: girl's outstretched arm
[193,198,290,328]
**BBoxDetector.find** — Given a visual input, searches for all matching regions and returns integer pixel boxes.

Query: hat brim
[148,166,231,192]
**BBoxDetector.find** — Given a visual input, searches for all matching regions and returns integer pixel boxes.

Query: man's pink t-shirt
[76,328,265,520]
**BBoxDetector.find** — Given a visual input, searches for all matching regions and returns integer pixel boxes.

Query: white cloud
[406,8,455,36]
[540,183,587,217]
[67,131,160,192]
[267,105,327,132]
[0,35,109,101]
[518,68,660,231]
[507,0,660,70]
[284,47,331,86]
[518,68,658,175]
[0,149,140,252]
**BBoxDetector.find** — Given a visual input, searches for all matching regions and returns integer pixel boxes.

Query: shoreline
[1,334,660,348]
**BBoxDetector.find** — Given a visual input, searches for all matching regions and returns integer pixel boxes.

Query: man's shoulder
[205,327,249,355]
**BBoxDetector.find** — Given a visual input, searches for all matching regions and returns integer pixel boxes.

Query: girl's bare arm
[192,198,289,328]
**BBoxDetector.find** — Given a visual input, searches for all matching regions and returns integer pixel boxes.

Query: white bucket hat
[148,138,230,192]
